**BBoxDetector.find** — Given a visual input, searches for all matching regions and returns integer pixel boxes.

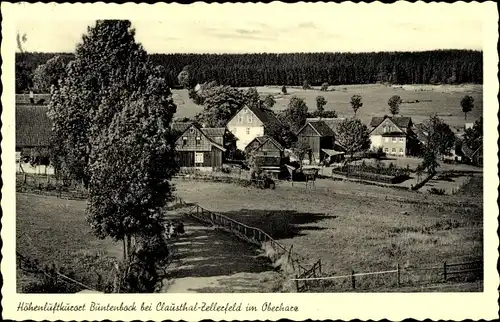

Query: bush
[429,188,446,195]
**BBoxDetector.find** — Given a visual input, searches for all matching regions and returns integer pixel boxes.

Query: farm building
[296,120,345,165]
[227,105,282,150]
[369,116,416,157]
[461,144,483,167]
[244,135,285,167]
[15,104,55,175]
[174,123,227,169]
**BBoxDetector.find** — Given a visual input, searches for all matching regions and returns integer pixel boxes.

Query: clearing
[172,84,483,131]
[172,175,483,287]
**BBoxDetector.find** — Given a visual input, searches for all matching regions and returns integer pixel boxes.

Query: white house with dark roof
[227,105,282,150]
[369,116,414,157]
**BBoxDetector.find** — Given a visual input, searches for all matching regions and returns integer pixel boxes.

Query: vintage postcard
[1,1,498,321]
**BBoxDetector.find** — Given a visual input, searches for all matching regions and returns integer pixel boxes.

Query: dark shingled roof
[306,117,346,134]
[247,105,281,127]
[370,116,412,129]
[16,105,52,148]
[172,122,192,135]
[299,120,335,137]
[413,123,429,144]
[201,128,226,137]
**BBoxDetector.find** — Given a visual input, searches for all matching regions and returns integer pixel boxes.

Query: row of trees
[16,49,482,93]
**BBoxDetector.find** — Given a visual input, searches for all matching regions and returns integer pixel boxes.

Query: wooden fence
[16,174,88,200]
[290,260,483,292]
[175,199,317,287]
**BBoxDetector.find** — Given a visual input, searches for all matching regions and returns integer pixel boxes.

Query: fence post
[397,263,401,287]
[351,270,356,290]
[443,262,447,282]
[23,173,27,184]
[295,275,300,292]
[318,259,322,274]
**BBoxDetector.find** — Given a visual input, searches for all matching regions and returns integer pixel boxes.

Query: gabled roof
[461,144,481,159]
[177,123,226,152]
[229,105,282,128]
[16,105,52,148]
[306,117,346,134]
[297,120,335,137]
[370,116,412,129]
[172,122,192,135]
[201,128,226,137]
[245,135,284,152]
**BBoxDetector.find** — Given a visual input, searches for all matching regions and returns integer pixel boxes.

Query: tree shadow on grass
[218,209,333,240]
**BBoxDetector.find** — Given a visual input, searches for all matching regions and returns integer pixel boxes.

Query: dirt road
[160,212,283,293]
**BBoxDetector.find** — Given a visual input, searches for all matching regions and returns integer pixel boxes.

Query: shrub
[429,188,446,195]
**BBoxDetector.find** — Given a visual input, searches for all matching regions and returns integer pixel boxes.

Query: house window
[196,137,201,145]
[248,115,253,123]
[388,126,393,132]
[384,137,389,143]
[399,137,404,142]
[392,148,396,153]
[182,137,187,146]
[195,152,204,164]
[383,126,387,133]
[392,137,397,142]
[263,151,268,156]
[384,148,389,152]
[246,128,250,135]
[189,128,195,134]
[238,116,244,123]
[399,148,404,153]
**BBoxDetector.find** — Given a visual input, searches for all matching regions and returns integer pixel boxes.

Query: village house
[296,119,345,165]
[369,116,415,157]
[244,135,285,167]
[16,104,54,175]
[226,105,282,151]
[174,123,227,170]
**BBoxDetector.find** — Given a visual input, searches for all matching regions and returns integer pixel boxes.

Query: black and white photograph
[2,1,498,321]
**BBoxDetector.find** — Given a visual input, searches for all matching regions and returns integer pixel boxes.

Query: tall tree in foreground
[460,95,474,120]
[335,118,371,162]
[350,94,363,118]
[32,55,67,93]
[48,20,178,264]
[388,95,402,116]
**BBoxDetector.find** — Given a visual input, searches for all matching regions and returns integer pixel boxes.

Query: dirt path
[160,212,283,293]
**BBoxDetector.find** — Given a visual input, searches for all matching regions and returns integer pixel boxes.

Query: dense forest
[16,50,482,93]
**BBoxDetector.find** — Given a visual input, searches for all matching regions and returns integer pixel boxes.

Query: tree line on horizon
[16,49,482,93]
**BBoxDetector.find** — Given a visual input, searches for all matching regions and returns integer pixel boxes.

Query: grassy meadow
[172,176,483,288]
[16,193,122,291]
[172,84,483,131]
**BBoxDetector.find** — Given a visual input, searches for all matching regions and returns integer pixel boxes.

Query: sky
[12,2,486,54]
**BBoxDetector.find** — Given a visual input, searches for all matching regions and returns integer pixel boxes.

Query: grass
[172,177,483,291]
[16,193,122,292]
[172,84,483,130]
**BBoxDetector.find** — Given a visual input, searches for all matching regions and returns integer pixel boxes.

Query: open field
[172,178,483,286]
[172,84,483,131]
[16,193,122,291]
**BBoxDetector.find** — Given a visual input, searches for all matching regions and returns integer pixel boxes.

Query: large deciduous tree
[263,94,276,109]
[280,96,309,133]
[463,117,482,150]
[350,94,363,118]
[32,55,67,93]
[388,95,402,116]
[194,85,246,127]
[421,115,456,158]
[48,20,178,261]
[177,65,192,89]
[335,118,371,162]
[460,95,474,120]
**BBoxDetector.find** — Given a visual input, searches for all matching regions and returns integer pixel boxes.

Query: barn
[174,123,227,169]
[244,135,285,167]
